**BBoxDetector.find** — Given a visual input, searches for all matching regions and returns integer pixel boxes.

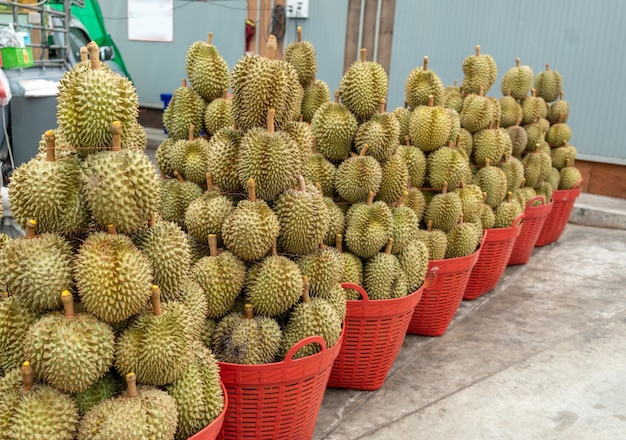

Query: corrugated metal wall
[388,0,626,165]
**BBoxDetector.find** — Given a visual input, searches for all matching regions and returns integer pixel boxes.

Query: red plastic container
[217,331,343,440]
[508,196,553,265]
[407,235,484,337]
[188,381,228,440]
[327,283,424,391]
[535,180,583,247]
[463,214,524,300]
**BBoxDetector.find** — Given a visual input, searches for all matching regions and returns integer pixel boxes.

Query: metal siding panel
[390,0,626,162]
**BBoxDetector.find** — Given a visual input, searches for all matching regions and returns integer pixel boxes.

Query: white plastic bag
[0,69,11,107]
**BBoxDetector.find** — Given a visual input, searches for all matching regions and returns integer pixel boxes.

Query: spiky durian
[442,81,464,113]
[523,120,547,152]
[472,125,508,166]
[521,89,548,125]
[186,32,230,102]
[546,119,572,147]
[460,87,497,133]
[339,48,388,122]
[428,142,472,191]
[73,373,122,416]
[535,180,554,205]
[477,192,496,229]
[547,91,569,124]
[298,244,343,297]
[0,293,39,375]
[460,45,497,95]
[409,95,452,152]
[508,125,528,157]
[405,185,427,222]
[376,150,410,205]
[168,278,208,340]
[398,239,429,293]
[204,90,233,136]
[415,220,447,261]
[390,192,419,254]
[159,172,203,228]
[445,216,482,259]
[493,191,522,228]
[363,239,405,300]
[424,182,463,233]
[285,26,317,88]
[334,145,382,203]
[550,142,578,170]
[558,160,583,190]
[207,125,244,193]
[335,234,363,301]
[304,138,336,197]
[397,137,427,188]
[155,138,176,178]
[500,57,534,99]
[311,90,359,162]
[163,78,207,141]
[498,155,525,193]
[499,93,523,128]
[392,106,411,144]
[473,159,508,208]
[534,64,562,103]
[405,56,445,107]
[454,181,484,223]
[168,126,211,186]
[285,118,314,165]
[185,173,234,246]
[522,145,552,188]
[345,192,393,259]
[300,79,331,123]
[355,99,400,162]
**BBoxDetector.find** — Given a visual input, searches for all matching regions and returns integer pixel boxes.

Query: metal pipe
[255,0,262,55]
[356,0,365,60]
[373,0,382,62]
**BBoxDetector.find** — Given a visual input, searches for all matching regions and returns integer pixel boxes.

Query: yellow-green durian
[390,192,419,254]
[442,81,464,113]
[285,26,317,88]
[454,181,484,222]
[304,141,336,198]
[522,146,552,188]
[323,196,346,247]
[285,119,314,165]
[311,91,359,162]
[547,91,569,124]
[158,174,203,228]
[186,32,230,102]
[207,126,244,193]
[558,160,583,190]
[415,220,447,261]
[155,138,177,178]
[409,95,452,152]
[498,155,525,193]
[521,90,548,125]
[344,192,393,259]
[508,125,528,157]
[334,145,382,203]
[550,142,577,170]
[472,126,508,166]
[500,57,534,100]
[460,89,497,133]
[169,131,211,186]
[460,45,497,95]
[424,183,463,233]
[398,239,429,293]
[405,186,427,222]
[427,144,472,191]
[376,151,409,205]
[355,99,400,162]
[534,64,562,103]
[0,294,39,375]
[397,139,427,188]
[546,121,572,147]
[392,106,411,144]
[301,79,330,123]
[184,174,234,246]
[163,78,207,141]
[73,372,122,416]
[473,159,508,208]
[405,56,445,107]
[493,191,522,228]
[445,217,481,259]
[204,90,233,137]
[298,245,344,297]
[335,234,363,301]
[499,94,523,128]
[363,239,405,300]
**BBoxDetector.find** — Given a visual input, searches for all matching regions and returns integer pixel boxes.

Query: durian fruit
[192,235,246,319]
[0,221,74,313]
[345,191,393,259]
[231,35,302,131]
[508,125,528,158]
[78,372,178,440]
[390,191,419,254]
[73,372,122,416]
[163,78,207,141]
[473,158,508,208]
[221,179,281,261]
[133,218,191,299]
[534,64,563,103]
[445,215,482,259]
[0,293,39,375]
[244,240,303,317]
[155,138,177,178]
[392,105,411,144]
[498,155,525,193]
[285,117,314,165]
[550,142,578,170]
[302,79,331,123]
[115,286,192,386]
[513,179,537,209]
[199,318,217,347]
[376,149,410,204]
[454,181,484,223]
[522,145,552,188]
[169,125,211,186]
[545,115,572,147]
[204,90,234,137]
[185,173,235,246]
[9,131,89,233]
[405,55,445,107]
[363,239,407,300]
[499,92,523,128]
[524,119,547,152]
[478,192,496,229]
[427,142,473,190]
[500,57,534,99]
[124,121,149,152]
[274,176,330,255]
[279,276,342,360]
[460,87,497,133]
[315,282,348,322]
[298,243,343,297]
[355,99,401,162]
[187,235,210,265]
[75,225,153,323]
[212,304,282,364]
[56,41,138,154]
[166,342,224,440]
[159,172,203,228]
[321,188,346,246]
[521,89,548,125]
[80,121,161,234]
[424,182,463,233]
[398,239,429,293]
[2,362,79,440]
[409,95,452,152]
[167,278,208,340]
[558,159,583,190]
[335,234,363,301]
[460,45,497,95]
[237,108,303,201]
[311,90,359,162]
[535,180,554,204]
[456,127,475,159]
[397,136,427,188]
[494,191,523,228]
[416,220,447,260]
[547,91,569,124]
[339,48,389,122]
[334,145,383,203]
[24,290,115,394]
[405,184,427,222]
[442,80,464,113]
[285,26,317,88]
[304,138,336,197]
[185,32,230,103]
[207,125,244,193]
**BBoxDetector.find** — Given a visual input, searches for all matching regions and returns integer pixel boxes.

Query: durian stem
[206,172,214,192]
[265,35,277,60]
[335,234,343,253]
[233,121,239,130]
[297,175,306,192]
[441,181,449,195]
[61,290,75,319]
[247,179,257,202]
[395,190,408,208]
[366,191,374,206]
[207,32,213,44]
[87,41,100,70]
[405,135,410,147]
[25,219,37,238]
[208,234,219,257]
[125,373,139,398]
[302,276,311,303]
[531,88,537,98]
[79,46,88,62]
[475,45,481,57]
[149,213,157,227]
[314,182,323,195]
[359,48,366,62]
[484,157,491,167]
[319,242,327,250]
[222,89,228,99]
[384,238,394,255]
[296,26,302,43]
[334,90,340,104]
[188,124,195,141]
[479,86,484,97]
[110,121,122,152]
[455,134,461,149]
[271,239,278,257]
[427,95,434,107]
[506,191,513,202]
[107,224,118,235]
[174,171,185,183]
[558,112,565,124]
[244,304,254,319]
[519,178,526,189]
[515,57,520,68]
[266,109,276,134]
[378,99,386,114]
[21,361,34,392]
[423,55,429,71]
[44,130,55,162]
[360,144,370,156]
[151,285,162,316]
[181,78,187,88]
[311,136,318,154]
[426,220,433,232]
[560,91,564,100]
[545,64,550,71]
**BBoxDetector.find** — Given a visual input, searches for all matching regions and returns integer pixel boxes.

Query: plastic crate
[187,381,228,440]
[508,196,553,265]
[535,181,583,247]
[217,331,343,440]
[463,214,524,300]
[407,234,484,337]
[327,283,424,391]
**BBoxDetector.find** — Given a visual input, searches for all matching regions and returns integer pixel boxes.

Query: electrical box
[286,0,309,18]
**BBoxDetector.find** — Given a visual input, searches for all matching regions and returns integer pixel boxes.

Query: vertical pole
[356,0,365,60]
[373,0,382,62]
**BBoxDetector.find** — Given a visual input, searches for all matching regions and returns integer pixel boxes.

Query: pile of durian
[0,42,224,440]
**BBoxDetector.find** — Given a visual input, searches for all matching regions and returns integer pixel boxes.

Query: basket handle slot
[340,283,370,301]
[526,195,545,208]
[284,335,327,362]
[512,213,525,228]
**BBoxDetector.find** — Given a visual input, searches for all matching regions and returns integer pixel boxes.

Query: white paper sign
[128,0,173,42]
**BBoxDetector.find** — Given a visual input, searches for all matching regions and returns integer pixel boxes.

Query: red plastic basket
[327,283,424,391]
[508,196,553,265]
[188,381,228,440]
[463,214,524,300]
[217,330,344,440]
[407,234,484,337]
[535,180,583,246]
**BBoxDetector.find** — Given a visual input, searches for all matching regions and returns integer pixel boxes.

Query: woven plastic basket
[407,234,484,337]
[508,196,553,265]
[535,180,583,247]
[463,214,524,300]
[217,330,343,440]
[188,381,228,440]
[327,283,424,391]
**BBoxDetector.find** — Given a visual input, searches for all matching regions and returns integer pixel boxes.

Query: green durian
[546,121,572,147]
[456,127,474,160]
[0,293,39,375]
[158,173,203,228]
[345,192,393,259]
[424,182,463,233]
[185,32,230,102]
[477,193,496,229]
[445,216,482,259]
[285,26,317,88]
[498,155,525,193]
[524,120,547,152]
[494,192,523,228]
[521,89,548,125]
[409,95,452,152]
[355,99,400,162]
[390,191,419,254]
[522,146,552,188]
[535,180,554,205]
[301,79,331,123]
[322,195,345,246]
[397,139,427,188]
[285,119,314,166]
[427,143,472,191]
[558,160,583,190]
[311,90,359,162]
[473,159,508,208]
[398,239,429,293]
[392,106,411,145]
[405,186,427,222]
[508,125,528,157]
[304,138,336,198]
[298,244,343,297]
[547,91,569,124]
[460,88,497,133]
[454,181,484,222]
[163,78,206,141]
[335,234,363,301]
[207,126,244,193]
[405,56,445,107]
[415,220,447,261]
[534,64,562,103]
[376,150,410,205]
[73,372,122,416]
[204,90,234,137]
[550,142,577,170]
[363,239,405,300]
[334,145,383,203]
[460,45,498,95]
[155,138,176,178]
[499,94,523,128]
[500,57,534,100]
[169,129,211,186]
[442,80,464,113]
